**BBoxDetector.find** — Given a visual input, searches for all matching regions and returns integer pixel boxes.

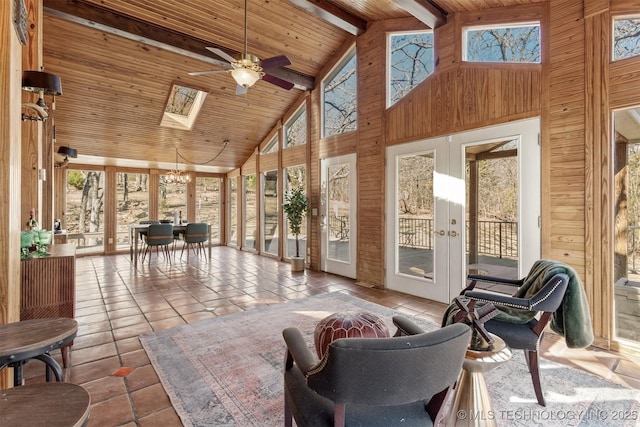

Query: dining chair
[142,223,174,264]
[138,220,160,259]
[179,223,209,259]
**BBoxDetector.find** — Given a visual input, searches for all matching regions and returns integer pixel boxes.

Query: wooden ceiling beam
[393,0,446,29]
[287,0,367,35]
[43,0,315,91]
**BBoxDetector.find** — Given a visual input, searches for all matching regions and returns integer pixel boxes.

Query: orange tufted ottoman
[314,311,390,358]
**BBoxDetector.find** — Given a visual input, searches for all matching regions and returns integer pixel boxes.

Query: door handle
[435,230,445,236]
[448,230,458,237]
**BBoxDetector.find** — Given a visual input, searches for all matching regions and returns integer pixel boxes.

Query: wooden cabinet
[20,244,76,320]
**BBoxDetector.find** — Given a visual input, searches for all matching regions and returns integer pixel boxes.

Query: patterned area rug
[140,292,640,426]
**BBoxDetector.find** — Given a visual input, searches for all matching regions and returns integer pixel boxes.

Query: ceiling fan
[189,0,294,95]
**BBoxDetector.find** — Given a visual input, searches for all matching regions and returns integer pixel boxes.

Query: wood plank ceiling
[38,0,543,173]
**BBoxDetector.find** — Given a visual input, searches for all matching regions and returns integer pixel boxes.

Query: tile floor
[19,246,640,426]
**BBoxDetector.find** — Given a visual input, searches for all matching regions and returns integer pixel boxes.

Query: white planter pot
[291,257,305,272]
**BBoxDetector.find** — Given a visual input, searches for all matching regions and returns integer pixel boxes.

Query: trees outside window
[116,172,149,250]
[66,169,104,254]
[196,176,221,243]
[388,31,434,106]
[323,49,357,137]
[244,174,257,249]
[613,18,640,61]
[284,105,307,148]
[464,23,540,63]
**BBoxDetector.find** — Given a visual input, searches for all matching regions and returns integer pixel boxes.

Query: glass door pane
[321,154,357,278]
[465,140,519,279]
[65,169,105,254]
[397,153,434,278]
[613,107,640,344]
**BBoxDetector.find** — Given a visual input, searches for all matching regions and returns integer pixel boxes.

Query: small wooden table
[0,318,78,387]
[0,383,90,427]
[445,334,512,427]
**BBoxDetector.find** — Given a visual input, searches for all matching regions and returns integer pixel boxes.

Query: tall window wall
[65,169,105,254]
[196,176,221,243]
[116,172,149,251]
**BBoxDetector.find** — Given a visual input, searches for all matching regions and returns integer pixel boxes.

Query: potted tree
[283,186,308,272]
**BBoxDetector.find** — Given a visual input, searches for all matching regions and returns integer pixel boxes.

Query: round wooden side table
[0,383,90,426]
[445,334,512,427]
[0,318,77,387]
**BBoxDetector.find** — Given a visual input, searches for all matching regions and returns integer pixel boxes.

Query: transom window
[284,105,307,148]
[262,135,278,154]
[388,30,434,107]
[613,17,640,61]
[463,23,541,63]
[322,48,357,138]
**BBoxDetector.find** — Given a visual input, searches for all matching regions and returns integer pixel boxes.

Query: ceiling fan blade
[259,55,291,70]
[236,85,248,95]
[206,47,237,64]
[262,73,295,90]
[188,70,228,76]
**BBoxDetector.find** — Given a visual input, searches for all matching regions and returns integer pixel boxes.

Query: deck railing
[398,217,518,258]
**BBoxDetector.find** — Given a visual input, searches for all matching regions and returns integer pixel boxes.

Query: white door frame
[320,153,357,278]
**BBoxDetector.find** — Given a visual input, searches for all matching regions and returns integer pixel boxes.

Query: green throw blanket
[442,259,594,348]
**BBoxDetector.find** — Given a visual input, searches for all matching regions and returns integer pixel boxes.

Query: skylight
[160,84,207,130]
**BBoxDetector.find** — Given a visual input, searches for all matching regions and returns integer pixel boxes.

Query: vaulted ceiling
[39,0,544,173]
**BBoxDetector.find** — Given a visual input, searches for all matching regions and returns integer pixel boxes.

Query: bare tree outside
[66,169,105,252]
[613,18,640,61]
[285,106,307,148]
[323,51,357,137]
[389,31,434,106]
[465,24,540,63]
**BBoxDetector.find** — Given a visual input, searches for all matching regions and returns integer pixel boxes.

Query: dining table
[129,223,212,267]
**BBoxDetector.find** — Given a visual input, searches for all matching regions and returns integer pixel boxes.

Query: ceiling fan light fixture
[231,68,262,88]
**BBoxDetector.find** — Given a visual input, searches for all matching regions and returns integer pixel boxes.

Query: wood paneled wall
[1,0,25,389]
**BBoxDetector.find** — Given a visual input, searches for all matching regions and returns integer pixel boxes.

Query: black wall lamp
[55,146,77,168]
[21,70,62,121]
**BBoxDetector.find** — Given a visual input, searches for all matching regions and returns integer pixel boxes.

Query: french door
[385,118,541,303]
[320,154,357,278]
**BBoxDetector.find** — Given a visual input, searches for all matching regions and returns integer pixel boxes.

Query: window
[158,178,187,222]
[262,170,278,255]
[160,84,207,130]
[262,136,278,154]
[388,31,434,107]
[195,176,221,244]
[613,17,640,61]
[323,49,357,137]
[229,178,238,246]
[65,169,105,254]
[284,105,307,148]
[244,174,257,249]
[463,23,540,63]
[284,166,306,258]
[116,172,149,251]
